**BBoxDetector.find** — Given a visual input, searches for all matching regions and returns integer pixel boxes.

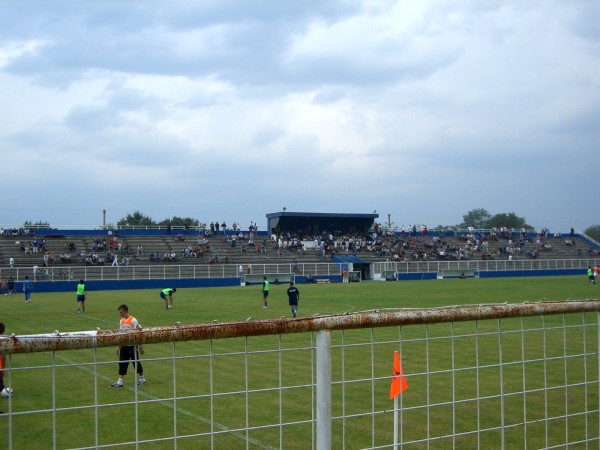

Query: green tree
[487,213,531,230]
[117,211,156,226]
[460,208,491,229]
[585,225,600,242]
[158,217,200,227]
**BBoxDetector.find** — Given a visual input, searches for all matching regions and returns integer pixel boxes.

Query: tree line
[456,208,600,243]
[116,211,200,228]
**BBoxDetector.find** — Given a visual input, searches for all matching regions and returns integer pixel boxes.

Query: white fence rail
[1,263,343,283]
[0,301,598,449]
[373,258,600,276]
[1,257,599,283]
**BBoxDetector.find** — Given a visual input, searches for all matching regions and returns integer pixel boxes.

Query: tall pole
[103,209,106,228]
[393,395,399,450]
[316,330,331,450]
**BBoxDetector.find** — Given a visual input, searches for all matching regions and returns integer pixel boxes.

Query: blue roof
[266,211,378,219]
[333,256,367,264]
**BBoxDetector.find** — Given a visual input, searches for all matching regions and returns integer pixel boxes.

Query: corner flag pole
[390,351,408,450]
[394,395,399,450]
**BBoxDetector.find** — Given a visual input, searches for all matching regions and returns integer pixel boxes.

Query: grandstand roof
[266,211,379,235]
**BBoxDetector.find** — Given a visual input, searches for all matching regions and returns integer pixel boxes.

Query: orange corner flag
[390,351,408,399]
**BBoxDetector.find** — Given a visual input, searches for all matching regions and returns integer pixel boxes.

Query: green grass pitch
[0,276,598,449]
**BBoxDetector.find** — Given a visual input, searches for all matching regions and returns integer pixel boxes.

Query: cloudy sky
[1,1,599,232]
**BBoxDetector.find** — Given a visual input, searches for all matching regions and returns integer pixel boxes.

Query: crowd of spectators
[366,226,577,262]
[205,221,258,237]
[179,237,211,258]
[0,228,34,238]
[1,224,595,270]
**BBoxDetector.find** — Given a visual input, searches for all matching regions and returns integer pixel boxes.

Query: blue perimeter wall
[29,275,343,293]
[25,270,585,293]
[36,278,240,294]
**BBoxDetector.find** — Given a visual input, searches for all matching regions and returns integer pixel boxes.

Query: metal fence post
[316,329,331,450]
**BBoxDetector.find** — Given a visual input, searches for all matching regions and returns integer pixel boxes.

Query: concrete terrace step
[0,232,596,268]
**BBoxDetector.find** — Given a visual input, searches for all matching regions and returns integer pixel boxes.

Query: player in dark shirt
[287,281,300,317]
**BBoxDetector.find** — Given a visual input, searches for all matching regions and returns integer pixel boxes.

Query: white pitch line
[55,353,277,450]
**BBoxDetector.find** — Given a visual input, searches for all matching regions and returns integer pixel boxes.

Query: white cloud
[0,40,47,68]
[0,1,599,231]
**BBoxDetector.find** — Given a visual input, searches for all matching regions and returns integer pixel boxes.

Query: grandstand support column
[316,330,332,450]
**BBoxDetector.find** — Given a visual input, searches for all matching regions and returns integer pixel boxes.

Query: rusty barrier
[0,300,599,449]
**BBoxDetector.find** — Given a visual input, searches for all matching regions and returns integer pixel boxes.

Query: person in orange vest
[0,322,11,398]
[110,305,145,387]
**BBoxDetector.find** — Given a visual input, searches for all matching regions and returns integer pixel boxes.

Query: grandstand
[0,227,597,271]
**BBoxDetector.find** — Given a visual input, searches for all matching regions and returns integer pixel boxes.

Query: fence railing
[0,301,598,449]
[0,262,343,283]
[373,258,600,276]
[1,258,599,283]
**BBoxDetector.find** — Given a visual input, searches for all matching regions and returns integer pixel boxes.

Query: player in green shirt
[160,288,177,310]
[261,277,270,309]
[587,267,597,286]
[76,280,87,313]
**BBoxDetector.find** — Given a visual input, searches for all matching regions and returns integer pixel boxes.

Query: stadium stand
[0,229,597,270]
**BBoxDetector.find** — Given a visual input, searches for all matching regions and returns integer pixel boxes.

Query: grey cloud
[0,1,361,85]
[1,1,599,231]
